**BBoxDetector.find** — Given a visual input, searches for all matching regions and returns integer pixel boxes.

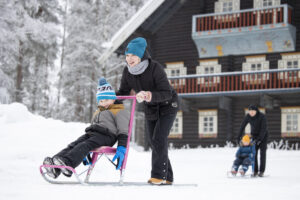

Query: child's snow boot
[239,169,245,176]
[53,156,72,177]
[231,167,238,176]
[43,157,61,179]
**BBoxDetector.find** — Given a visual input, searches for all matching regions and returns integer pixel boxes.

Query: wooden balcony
[168,68,300,97]
[193,5,292,32]
[191,4,296,58]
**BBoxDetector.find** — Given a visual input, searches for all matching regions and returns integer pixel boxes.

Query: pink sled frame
[39,96,136,185]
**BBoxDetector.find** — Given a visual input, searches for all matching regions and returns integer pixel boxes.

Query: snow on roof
[98,0,165,65]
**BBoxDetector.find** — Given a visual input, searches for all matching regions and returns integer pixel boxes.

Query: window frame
[196,59,221,85]
[281,107,300,137]
[278,53,300,80]
[198,109,218,138]
[165,62,187,86]
[242,56,270,83]
[169,111,183,139]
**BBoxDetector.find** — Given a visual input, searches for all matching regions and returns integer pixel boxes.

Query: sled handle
[116,96,136,171]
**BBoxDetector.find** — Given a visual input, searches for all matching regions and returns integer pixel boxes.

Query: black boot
[43,157,61,179]
[258,172,264,177]
[53,156,73,177]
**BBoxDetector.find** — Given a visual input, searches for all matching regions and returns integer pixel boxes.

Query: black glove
[253,139,261,146]
[85,124,108,134]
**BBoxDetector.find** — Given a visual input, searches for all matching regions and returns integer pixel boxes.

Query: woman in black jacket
[237,105,269,177]
[117,37,178,185]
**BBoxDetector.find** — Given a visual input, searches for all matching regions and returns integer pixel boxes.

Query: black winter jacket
[238,111,268,142]
[117,59,178,120]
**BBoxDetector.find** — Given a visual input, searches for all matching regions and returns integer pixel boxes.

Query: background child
[42,78,129,179]
[231,135,256,176]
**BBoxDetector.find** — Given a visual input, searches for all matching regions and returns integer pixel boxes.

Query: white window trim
[244,108,266,135]
[196,60,221,85]
[253,0,280,9]
[281,107,300,137]
[169,111,183,139]
[242,56,269,83]
[278,53,300,80]
[198,109,218,138]
[165,62,187,85]
[215,0,240,13]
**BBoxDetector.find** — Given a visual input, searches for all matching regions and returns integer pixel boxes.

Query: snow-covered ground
[0,103,300,200]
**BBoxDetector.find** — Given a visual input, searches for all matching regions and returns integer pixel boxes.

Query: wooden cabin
[103,0,300,149]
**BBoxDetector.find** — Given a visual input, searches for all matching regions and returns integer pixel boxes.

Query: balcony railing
[168,68,300,96]
[192,4,292,33]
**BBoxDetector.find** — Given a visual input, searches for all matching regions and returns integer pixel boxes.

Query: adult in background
[237,105,269,177]
[117,37,178,185]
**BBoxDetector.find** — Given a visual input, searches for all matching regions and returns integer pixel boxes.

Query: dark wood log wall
[130,0,300,147]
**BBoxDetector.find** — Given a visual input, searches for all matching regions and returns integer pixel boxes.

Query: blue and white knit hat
[96,78,116,103]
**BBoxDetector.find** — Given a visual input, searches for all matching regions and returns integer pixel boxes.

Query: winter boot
[253,172,258,177]
[231,167,238,176]
[53,156,73,177]
[43,157,61,179]
[148,178,171,185]
[239,169,245,176]
[258,172,264,177]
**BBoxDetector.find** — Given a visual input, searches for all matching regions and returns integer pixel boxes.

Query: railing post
[192,16,196,33]
[283,4,288,24]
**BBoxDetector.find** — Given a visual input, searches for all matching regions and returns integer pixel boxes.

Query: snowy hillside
[0,103,299,200]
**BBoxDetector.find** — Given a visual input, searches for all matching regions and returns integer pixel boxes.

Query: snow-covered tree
[0,0,61,117]
[58,0,145,122]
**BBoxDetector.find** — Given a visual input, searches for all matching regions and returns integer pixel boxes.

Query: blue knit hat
[125,37,147,59]
[96,78,116,103]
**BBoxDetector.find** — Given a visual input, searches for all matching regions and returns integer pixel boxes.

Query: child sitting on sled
[231,134,256,176]
[42,78,129,179]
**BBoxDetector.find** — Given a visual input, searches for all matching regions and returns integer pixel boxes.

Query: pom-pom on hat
[96,78,116,103]
[125,37,147,59]
[242,135,251,144]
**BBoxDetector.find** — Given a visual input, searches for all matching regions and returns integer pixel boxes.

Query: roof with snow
[98,0,186,65]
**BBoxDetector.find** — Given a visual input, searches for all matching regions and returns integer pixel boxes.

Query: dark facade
[120,0,300,148]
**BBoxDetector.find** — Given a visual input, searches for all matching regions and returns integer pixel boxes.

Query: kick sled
[40,96,136,185]
[227,142,257,179]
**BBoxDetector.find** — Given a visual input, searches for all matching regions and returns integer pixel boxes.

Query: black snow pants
[146,113,176,182]
[54,132,116,168]
[254,135,268,173]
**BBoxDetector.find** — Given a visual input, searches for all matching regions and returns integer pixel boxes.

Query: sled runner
[40,96,136,185]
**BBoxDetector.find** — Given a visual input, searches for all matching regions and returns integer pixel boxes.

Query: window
[278,53,300,80]
[263,0,272,7]
[196,59,221,85]
[244,108,266,135]
[254,0,280,9]
[281,107,300,137]
[223,1,233,12]
[215,0,240,13]
[198,110,218,138]
[242,56,269,83]
[169,111,183,139]
[165,62,187,85]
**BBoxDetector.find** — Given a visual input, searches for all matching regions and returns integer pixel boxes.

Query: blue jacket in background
[236,145,256,161]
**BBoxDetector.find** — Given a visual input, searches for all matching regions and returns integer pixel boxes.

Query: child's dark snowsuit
[232,144,256,173]
[54,103,129,169]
